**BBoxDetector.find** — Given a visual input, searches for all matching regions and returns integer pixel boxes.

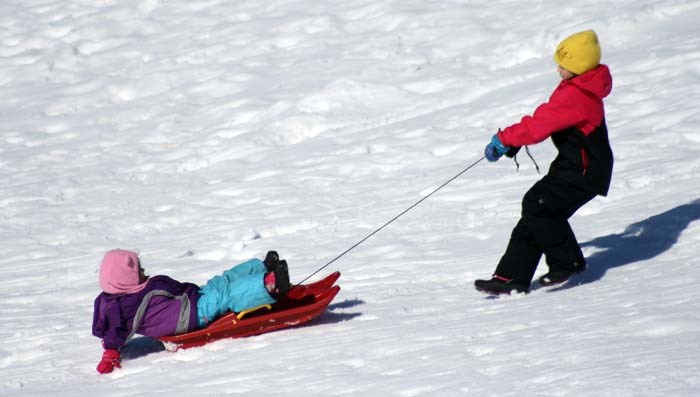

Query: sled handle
[236,304,272,320]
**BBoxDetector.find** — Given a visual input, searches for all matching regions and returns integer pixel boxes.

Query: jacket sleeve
[498,84,587,147]
[93,297,130,351]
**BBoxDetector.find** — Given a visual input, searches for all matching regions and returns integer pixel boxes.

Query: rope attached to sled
[295,155,487,286]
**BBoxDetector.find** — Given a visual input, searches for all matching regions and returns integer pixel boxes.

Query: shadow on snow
[551,199,700,291]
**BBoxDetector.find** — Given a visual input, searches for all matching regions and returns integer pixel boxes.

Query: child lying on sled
[92,249,290,374]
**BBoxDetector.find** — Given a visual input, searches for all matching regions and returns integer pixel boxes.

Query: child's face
[138,262,148,283]
[558,65,576,80]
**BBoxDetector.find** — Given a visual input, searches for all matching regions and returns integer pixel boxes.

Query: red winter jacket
[498,64,612,146]
[498,64,614,196]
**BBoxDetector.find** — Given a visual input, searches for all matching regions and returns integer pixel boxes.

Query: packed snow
[2,0,699,395]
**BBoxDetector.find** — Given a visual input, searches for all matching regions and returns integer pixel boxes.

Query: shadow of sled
[549,199,700,291]
[306,298,364,326]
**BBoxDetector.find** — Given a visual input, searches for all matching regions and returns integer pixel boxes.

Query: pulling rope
[295,155,486,286]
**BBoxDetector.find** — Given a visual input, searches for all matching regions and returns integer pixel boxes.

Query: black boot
[474,275,529,295]
[263,250,280,272]
[537,262,586,286]
[272,260,290,296]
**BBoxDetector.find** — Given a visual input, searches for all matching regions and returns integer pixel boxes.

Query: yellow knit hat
[554,30,601,75]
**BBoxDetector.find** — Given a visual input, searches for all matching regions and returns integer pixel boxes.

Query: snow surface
[2,0,700,395]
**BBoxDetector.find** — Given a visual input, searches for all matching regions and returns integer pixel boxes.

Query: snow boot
[474,275,529,295]
[265,260,290,297]
[537,262,586,286]
[263,250,280,272]
[274,260,290,295]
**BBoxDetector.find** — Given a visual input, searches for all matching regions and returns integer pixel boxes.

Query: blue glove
[484,134,510,162]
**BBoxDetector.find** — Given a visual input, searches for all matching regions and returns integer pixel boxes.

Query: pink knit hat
[99,249,148,294]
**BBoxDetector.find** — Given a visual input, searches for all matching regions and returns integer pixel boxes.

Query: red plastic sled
[159,272,341,350]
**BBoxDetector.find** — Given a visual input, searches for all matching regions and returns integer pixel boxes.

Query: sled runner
[159,272,341,350]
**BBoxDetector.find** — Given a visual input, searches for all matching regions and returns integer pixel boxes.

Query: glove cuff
[103,349,120,358]
[491,134,509,156]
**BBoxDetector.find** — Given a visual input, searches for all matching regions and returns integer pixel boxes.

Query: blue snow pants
[196,259,275,328]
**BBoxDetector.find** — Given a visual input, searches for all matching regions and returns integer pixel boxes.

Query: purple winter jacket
[92,275,200,350]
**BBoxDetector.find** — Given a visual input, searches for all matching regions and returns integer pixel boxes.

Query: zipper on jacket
[580,148,589,175]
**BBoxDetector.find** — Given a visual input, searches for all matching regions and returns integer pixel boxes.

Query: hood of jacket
[99,249,148,295]
[568,64,612,100]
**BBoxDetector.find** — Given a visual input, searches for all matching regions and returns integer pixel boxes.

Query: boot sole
[537,267,586,287]
[474,284,529,295]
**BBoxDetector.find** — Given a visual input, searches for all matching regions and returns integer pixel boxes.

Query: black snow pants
[494,174,597,284]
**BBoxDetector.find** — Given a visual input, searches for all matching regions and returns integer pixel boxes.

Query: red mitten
[97,349,121,374]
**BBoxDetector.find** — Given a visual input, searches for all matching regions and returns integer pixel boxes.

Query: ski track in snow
[1,0,700,395]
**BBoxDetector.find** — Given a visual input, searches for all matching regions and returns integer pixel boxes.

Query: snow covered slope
[1,0,699,395]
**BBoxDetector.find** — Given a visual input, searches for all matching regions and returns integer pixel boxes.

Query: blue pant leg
[197,259,273,327]
[221,259,267,282]
[225,273,276,313]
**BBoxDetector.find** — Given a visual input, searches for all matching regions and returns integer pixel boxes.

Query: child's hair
[554,30,601,75]
[99,249,148,294]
